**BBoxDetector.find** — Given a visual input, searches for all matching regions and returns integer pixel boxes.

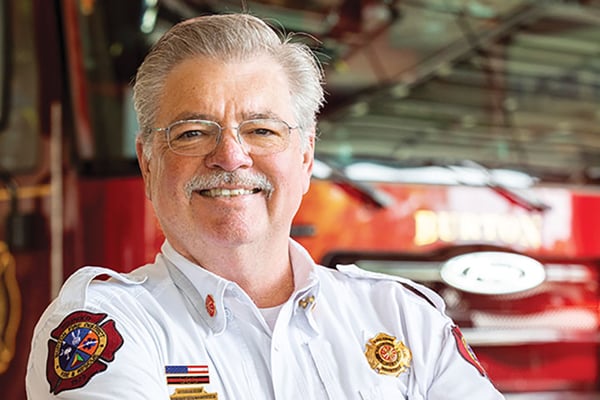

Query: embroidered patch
[451,325,487,376]
[46,311,124,394]
[165,365,210,385]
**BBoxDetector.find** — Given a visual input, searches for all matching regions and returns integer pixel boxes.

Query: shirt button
[224,308,232,320]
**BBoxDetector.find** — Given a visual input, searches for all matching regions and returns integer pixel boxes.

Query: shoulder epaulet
[335,264,446,311]
[55,266,146,310]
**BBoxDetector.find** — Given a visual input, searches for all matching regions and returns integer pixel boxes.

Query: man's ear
[301,129,316,195]
[136,135,152,200]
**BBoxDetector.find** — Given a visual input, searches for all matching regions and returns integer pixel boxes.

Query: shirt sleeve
[26,281,170,399]
[426,324,505,400]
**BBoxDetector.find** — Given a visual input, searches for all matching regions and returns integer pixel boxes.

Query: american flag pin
[165,365,210,385]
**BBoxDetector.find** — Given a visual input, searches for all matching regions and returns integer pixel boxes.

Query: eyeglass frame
[152,117,300,157]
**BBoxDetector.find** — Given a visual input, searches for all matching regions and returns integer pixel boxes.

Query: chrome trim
[356,260,593,284]
[440,252,545,295]
[357,260,442,281]
[462,328,600,346]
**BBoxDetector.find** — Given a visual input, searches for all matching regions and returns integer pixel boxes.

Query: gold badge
[365,332,411,376]
[170,386,218,400]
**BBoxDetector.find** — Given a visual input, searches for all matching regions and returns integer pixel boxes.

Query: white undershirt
[259,304,283,331]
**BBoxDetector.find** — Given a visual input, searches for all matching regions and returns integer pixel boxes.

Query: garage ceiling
[169,0,600,183]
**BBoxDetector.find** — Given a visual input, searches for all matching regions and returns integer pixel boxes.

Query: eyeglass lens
[166,119,291,156]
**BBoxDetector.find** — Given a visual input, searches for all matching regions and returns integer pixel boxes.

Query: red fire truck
[1,0,599,398]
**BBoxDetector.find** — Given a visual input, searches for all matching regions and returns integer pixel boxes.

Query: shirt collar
[161,239,321,334]
[161,241,231,334]
[288,239,321,303]
[283,240,322,336]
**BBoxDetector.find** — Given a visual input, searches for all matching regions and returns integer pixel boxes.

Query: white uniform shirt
[27,240,504,399]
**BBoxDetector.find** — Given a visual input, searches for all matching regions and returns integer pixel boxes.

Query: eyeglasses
[153,118,298,157]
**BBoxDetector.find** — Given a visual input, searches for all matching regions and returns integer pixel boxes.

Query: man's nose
[203,129,253,171]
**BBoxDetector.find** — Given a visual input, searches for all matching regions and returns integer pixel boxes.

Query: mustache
[184,171,274,198]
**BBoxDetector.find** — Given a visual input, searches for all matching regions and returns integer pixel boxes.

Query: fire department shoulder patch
[46,311,124,394]
[451,325,487,377]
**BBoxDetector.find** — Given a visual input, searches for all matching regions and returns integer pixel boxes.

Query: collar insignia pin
[365,332,411,377]
[298,295,315,309]
[205,295,216,318]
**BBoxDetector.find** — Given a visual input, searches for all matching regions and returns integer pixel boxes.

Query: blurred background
[1,0,600,398]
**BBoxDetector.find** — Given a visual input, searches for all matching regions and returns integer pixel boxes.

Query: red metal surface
[61,0,95,159]
[73,176,163,275]
[294,180,600,261]
[480,344,599,392]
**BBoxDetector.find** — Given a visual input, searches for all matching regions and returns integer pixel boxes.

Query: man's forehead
[165,110,288,124]
[156,57,294,123]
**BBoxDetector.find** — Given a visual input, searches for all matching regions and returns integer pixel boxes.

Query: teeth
[201,188,258,197]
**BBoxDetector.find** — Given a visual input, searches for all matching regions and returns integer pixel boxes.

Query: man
[27,13,504,399]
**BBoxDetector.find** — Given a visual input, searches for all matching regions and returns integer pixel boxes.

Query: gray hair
[133,13,325,158]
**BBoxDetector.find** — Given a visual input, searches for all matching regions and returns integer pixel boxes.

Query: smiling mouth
[199,188,262,198]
